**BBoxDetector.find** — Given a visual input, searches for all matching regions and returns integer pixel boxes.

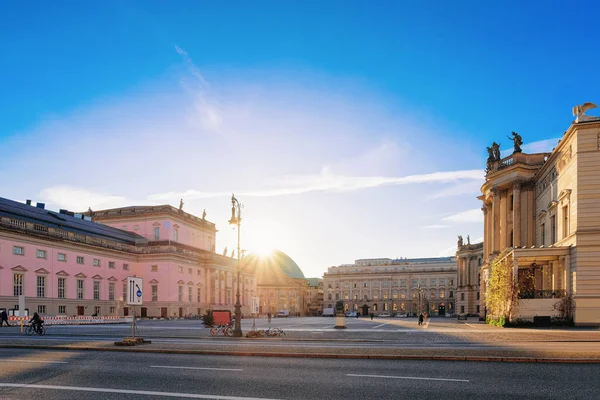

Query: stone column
[482,205,489,260]
[513,182,521,247]
[564,254,571,295]
[551,261,558,291]
[499,190,507,250]
[491,189,499,253]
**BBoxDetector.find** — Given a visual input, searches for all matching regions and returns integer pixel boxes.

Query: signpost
[115,277,150,346]
[251,296,260,331]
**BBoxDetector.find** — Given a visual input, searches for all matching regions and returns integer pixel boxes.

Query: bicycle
[25,322,46,336]
[210,322,233,337]
[265,327,285,337]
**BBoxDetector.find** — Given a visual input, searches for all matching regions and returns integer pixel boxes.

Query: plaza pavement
[1,316,599,363]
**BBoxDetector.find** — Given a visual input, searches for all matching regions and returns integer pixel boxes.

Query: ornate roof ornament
[573,102,598,123]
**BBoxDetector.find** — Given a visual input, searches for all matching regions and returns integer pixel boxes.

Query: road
[0,348,596,399]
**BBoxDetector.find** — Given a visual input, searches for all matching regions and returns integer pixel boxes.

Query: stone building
[306,277,323,316]
[479,103,600,325]
[244,250,309,316]
[323,257,457,316]
[0,198,256,318]
[456,236,483,316]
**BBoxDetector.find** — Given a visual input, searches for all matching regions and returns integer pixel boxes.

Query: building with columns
[0,198,256,318]
[479,105,600,325]
[323,257,457,316]
[456,237,483,316]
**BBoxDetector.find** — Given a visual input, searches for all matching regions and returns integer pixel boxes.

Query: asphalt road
[0,348,597,399]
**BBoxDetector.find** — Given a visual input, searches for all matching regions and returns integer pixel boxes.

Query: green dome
[245,250,305,280]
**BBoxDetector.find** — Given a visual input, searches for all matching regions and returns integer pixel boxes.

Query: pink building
[0,198,256,318]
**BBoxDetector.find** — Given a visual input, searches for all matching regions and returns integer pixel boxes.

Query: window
[123,263,129,271]
[383,303,388,311]
[393,281,398,287]
[57,253,66,261]
[109,261,115,269]
[13,274,24,296]
[439,290,445,299]
[335,293,340,300]
[344,293,349,300]
[461,306,465,314]
[383,293,389,300]
[151,265,158,272]
[412,279,418,287]
[540,223,546,246]
[383,281,388,287]
[563,206,569,237]
[58,305,66,314]
[188,268,192,274]
[400,280,406,288]
[363,283,368,288]
[109,283,115,300]
[154,226,160,240]
[77,256,85,264]
[439,279,446,286]
[461,293,465,301]
[449,291,454,298]
[178,266,183,273]
[110,306,116,314]
[450,278,454,286]
[93,281,100,300]
[77,279,84,299]
[178,286,183,302]
[94,306,101,315]
[476,292,480,300]
[420,279,427,286]
[197,287,201,303]
[13,246,24,255]
[412,292,417,299]
[551,215,556,244]
[37,305,46,314]
[93,259,100,267]
[58,278,66,298]
[188,286,192,302]
[37,276,46,297]
[430,279,436,286]
[328,294,332,300]
[37,249,47,259]
[123,283,127,300]
[353,294,358,300]
[392,293,398,299]
[476,305,480,313]
[197,270,201,275]
[174,228,178,242]
[509,194,514,211]
[152,285,158,301]
[353,283,357,288]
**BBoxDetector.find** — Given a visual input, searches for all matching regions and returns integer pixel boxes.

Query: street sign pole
[115,277,149,346]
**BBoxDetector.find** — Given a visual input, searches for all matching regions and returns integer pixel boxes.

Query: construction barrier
[8,315,133,325]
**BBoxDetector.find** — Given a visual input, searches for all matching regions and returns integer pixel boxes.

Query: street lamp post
[228,194,243,337]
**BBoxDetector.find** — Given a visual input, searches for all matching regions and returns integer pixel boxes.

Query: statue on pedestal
[179,199,184,211]
[467,235,471,245]
[492,142,501,161]
[202,209,207,220]
[222,246,228,256]
[572,102,598,123]
[457,235,463,248]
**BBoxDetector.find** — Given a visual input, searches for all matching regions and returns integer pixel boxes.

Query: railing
[518,289,566,299]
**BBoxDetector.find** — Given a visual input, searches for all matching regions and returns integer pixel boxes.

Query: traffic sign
[127,277,143,305]
[251,296,260,314]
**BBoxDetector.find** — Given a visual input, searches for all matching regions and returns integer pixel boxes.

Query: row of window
[12,246,130,270]
[327,278,454,290]
[177,286,202,303]
[326,302,455,312]
[32,305,112,315]
[327,290,454,301]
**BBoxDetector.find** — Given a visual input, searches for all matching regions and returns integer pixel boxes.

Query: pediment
[92,274,103,280]
[187,281,194,285]
[547,200,558,210]
[177,280,185,284]
[559,189,572,201]
[149,279,159,284]
[56,270,70,276]
[11,265,28,272]
[75,272,87,278]
[121,278,128,282]
[537,210,547,220]
[0,265,3,269]
[107,276,117,282]
[35,268,50,274]
[196,282,202,286]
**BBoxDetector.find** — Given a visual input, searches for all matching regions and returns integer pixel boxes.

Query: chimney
[26,200,32,206]
[36,202,45,209]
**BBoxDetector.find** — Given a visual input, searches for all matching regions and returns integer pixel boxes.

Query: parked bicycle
[265,327,285,337]
[25,322,46,336]
[210,322,233,337]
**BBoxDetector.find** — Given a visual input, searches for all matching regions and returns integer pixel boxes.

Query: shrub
[202,311,214,327]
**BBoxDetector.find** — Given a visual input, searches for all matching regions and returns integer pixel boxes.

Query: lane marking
[347,374,470,383]
[464,323,478,328]
[371,324,387,329]
[150,366,243,371]
[0,383,280,400]
[0,360,68,364]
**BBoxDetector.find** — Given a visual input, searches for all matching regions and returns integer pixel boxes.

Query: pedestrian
[418,313,424,326]
[370,312,374,321]
[0,310,10,327]
[355,312,359,319]
[268,312,272,324]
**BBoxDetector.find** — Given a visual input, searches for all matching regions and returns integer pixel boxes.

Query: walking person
[0,310,10,327]
[370,312,374,321]
[418,313,424,326]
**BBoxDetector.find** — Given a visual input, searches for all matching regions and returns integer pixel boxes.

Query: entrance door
[178,307,183,318]
[123,307,129,316]
[77,306,85,316]
[141,307,147,318]
[161,307,168,318]
[362,304,369,316]
[439,303,446,316]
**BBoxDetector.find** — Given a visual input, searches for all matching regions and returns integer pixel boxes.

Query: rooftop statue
[202,209,207,220]
[492,142,501,162]
[572,102,598,122]
[457,235,463,248]
[179,198,184,211]
[508,131,523,154]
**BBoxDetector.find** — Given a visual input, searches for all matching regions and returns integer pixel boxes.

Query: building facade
[479,104,600,325]
[456,237,483,316]
[0,198,256,318]
[306,277,324,316]
[323,257,457,316]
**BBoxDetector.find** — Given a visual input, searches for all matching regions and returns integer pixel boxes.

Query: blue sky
[1,1,599,277]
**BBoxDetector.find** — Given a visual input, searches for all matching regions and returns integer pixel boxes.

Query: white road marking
[464,323,478,328]
[371,323,387,329]
[347,374,469,382]
[0,383,280,400]
[0,360,68,364]
[150,365,243,371]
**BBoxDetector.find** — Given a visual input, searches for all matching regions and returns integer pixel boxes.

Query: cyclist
[29,312,44,334]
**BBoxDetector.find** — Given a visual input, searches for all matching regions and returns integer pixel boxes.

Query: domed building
[243,250,310,316]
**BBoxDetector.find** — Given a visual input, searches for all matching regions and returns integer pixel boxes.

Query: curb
[2,344,599,364]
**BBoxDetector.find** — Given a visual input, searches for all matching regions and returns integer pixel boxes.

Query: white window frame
[13,274,24,296]
[93,258,101,267]
[76,256,85,265]
[36,249,47,259]
[13,246,24,256]
[37,275,46,298]
[93,281,100,300]
[77,279,84,299]
[57,278,66,299]
[57,253,66,262]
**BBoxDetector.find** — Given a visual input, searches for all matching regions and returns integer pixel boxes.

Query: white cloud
[442,208,483,223]
[174,45,188,56]
[422,225,450,229]
[427,180,482,200]
[39,186,128,212]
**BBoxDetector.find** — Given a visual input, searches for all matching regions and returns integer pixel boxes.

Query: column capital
[513,180,523,190]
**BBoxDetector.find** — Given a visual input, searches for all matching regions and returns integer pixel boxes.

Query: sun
[251,245,275,257]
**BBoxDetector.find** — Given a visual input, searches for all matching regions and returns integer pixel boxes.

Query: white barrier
[8,315,133,325]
